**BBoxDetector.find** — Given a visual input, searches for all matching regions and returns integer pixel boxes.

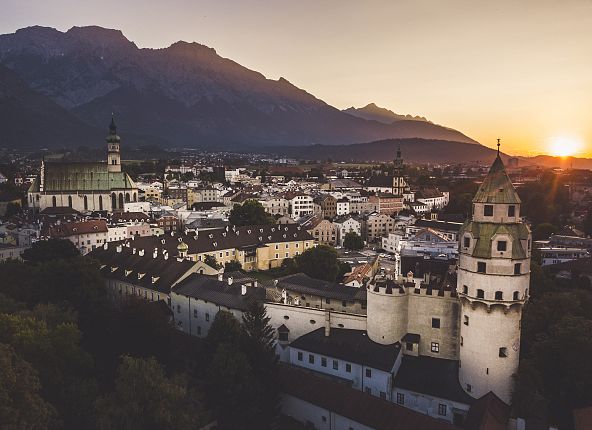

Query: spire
[396,144,402,160]
[497,138,501,156]
[473,141,520,204]
[109,114,117,135]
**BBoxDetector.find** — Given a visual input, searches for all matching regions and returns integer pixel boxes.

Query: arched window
[118,193,124,209]
[495,291,503,300]
[83,195,88,211]
[133,192,137,202]
[125,193,130,203]
[68,195,73,208]
[477,289,485,299]
[52,196,57,207]
[99,196,103,211]
[111,193,117,210]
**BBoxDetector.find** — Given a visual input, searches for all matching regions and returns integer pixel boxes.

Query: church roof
[29,161,136,193]
[473,156,521,204]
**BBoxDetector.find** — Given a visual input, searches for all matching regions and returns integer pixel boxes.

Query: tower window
[463,285,468,294]
[438,404,447,416]
[477,289,485,299]
[464,315,469,326]
[514,263,521,275]
[508,205,516,217]
[397,393,405,405]
[432,318,441,329]
[497,241,507,252]
[513,291,520,300]
[463,237,470,248]
[466,384,472,392]
[495,291,503,300]
[477,262,486,273]
[484,205,494,216]
[499,347,508,358]
[431,342,440,353]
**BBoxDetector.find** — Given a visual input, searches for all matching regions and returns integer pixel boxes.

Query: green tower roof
[473,155,521,204]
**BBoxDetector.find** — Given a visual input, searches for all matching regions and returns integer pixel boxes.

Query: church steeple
[107,115,121,173]
[394,144,403,175]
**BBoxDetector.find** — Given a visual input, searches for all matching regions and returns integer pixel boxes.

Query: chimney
[116,245,122,253]
[153,249,158,259]
[228,277,233,285]
[139,249,145,257]
[218,272,224,282]
[241,284,247,296]
[132,248,136,254]
[324,311,331,337]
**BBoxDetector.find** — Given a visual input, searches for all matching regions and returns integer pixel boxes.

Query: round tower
[366,277,408,345]
[458,146,531,404]
[107,116,121,173]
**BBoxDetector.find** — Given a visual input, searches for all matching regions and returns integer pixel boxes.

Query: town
[0,118,591,429]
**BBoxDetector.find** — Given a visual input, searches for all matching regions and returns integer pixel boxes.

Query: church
[28,118,138,213]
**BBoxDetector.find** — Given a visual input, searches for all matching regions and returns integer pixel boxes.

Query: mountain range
[0,25,480,152]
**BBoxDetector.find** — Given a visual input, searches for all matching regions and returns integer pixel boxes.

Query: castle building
[28,118,138,213]
[365,145,412,200]
[457,151,531,403]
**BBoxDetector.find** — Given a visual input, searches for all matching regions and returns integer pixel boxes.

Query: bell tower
[457,141,531,403]
[107,116,121,173]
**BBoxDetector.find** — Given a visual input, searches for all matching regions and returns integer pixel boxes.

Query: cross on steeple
[497,138,501,155]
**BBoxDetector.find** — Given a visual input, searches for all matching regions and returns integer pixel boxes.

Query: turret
[107,116,121,173]
[366,277,408,345]
[457,143,531,403]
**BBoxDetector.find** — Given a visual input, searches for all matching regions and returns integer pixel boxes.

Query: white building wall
[392,388,470,424]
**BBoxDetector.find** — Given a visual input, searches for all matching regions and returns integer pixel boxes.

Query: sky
[2,0,592,157]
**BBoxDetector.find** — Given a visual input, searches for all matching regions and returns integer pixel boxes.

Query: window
[499,347,508,358]
[508,205,515,217]
[297,352,303,361]
[205,313,210,322]
[346,363,352,373]
[406,342,413,351]
[321,357,327,367]
[477,289,485,299]
[477,262,486,273]
[466,384,472,393]
[176,305,181,313]
[308,354,315,364]
[275,253,279,259]
[464,315,469,326]
[484,205,493,216]
[463,285,468,294]
[342,301,347,307]
[438,404,447,416]
[514,263,521,275]
[325,298,331,304]
[285,253,289,258]
[513,291,520,300]
[396,393,405,405]
[463,237,470,248]
[495,291,503,300]
[365,368,372,378]
[460,336,463,346]
[432,318,441,329]
[431,342,440,353]
[193,309,198,318]
[322,416,327,423]
[333,360,338,370]
[497,241,507,251]
[278,331,288,342]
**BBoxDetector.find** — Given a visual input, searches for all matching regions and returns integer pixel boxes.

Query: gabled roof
[473,156,521,204]
[463,221,530,259]
[463,391,510,430]
[279,365,460,430]
[49,220,108,237]
[290,328,401,372]
[276,272,366,301]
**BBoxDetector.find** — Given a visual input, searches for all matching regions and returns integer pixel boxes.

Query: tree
[533,223,559,240]
[96,356,207,430]
[204,255,220,270]
[295,245,340,282]
[22,239,80,264]
[224,260,242,272]
[0,343,55,429]
[338,261,352,281]
[206,311,243,354]
[280,257,298,275]
[583,211,592,236]
[229,200,273,226]
[343,232,364,251]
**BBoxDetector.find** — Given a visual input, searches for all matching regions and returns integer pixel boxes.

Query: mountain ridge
[0,25,478,149]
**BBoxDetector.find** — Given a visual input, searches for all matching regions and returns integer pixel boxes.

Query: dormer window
[508,205,515,217]
[463,237,470,248]
[497,241,507,252]
[484,205,493,216]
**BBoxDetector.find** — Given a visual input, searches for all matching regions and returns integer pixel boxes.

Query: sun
[548,136,582,157]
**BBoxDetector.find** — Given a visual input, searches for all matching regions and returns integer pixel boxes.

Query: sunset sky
[2,0,592,157]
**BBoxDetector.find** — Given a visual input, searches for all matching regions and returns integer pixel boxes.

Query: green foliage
[295,245,340,282]
[338,261,352,281]
[224,260,242,272]
[533,222,559,241]
[204,254,221,270]
[3,202,21,218]
[0,343,55,429]
[280,257,298,275]
[582,211,592,236]
[96,356,207,430]
[206,311,243,354]
[518,172,571,230]
[343,231,364,251]
[22,239,80,263]
[229,200,273,226]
